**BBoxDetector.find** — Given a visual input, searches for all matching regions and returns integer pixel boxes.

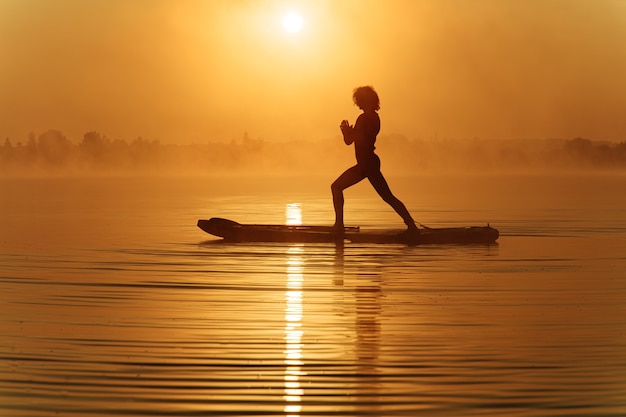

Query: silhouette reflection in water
[281,202,384,415]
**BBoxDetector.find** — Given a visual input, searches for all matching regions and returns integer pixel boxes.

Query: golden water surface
[1,174,625,416]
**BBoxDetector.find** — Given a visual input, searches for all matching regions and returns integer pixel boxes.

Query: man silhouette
[331,86,418,234]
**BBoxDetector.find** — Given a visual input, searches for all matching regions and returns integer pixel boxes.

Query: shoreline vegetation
[1,130,626,177]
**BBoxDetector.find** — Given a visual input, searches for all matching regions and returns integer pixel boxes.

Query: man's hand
[340,120,352,133]
[340,120,354,145]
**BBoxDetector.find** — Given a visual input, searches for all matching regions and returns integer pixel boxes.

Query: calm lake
[1,173,625,416]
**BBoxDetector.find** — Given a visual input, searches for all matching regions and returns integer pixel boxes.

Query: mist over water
[1,174,625,416]
[2,131,626,177]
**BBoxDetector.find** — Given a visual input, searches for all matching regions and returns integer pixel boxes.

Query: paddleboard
[198,218,499,245]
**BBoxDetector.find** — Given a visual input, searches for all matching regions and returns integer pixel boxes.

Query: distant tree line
[562,137,626,169]
[1,130,626,176]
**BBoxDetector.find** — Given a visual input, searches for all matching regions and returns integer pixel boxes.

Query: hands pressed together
[340,119,352,133]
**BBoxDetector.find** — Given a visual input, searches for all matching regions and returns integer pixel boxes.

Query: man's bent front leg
[331,182,345,228]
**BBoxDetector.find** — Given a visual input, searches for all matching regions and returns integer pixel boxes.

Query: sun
[282,12,303,33]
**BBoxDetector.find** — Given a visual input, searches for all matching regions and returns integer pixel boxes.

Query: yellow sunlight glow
[283,12,303,33]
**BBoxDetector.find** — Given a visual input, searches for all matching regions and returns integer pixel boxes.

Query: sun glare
[283,12,303,33]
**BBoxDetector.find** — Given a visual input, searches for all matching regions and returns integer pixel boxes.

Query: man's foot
[406,222,420,235]
[401,223,420,243]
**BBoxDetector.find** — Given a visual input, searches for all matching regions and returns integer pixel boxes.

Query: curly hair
[352,86,380,111]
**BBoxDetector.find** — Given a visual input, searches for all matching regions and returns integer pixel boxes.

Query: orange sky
[2,0,626,144]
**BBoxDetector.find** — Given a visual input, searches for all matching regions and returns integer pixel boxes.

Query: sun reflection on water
[284,203,304,416]
[285,202,302,225]
[284,245,305,416]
